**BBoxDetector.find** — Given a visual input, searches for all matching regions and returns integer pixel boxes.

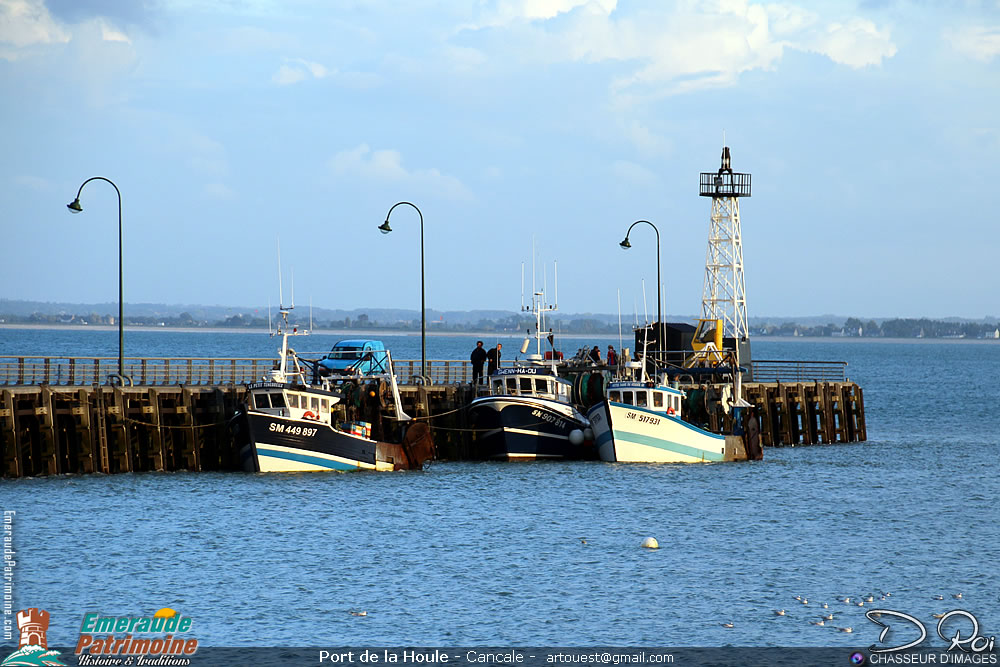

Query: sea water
[0,328,997,647]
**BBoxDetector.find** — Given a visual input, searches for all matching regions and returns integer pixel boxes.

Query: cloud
[0,0,70,54]
[100,21,130,44]
[467,0,617,29]
[329,144,473,201]
[272,58,329,84]
[944,25,1000,62]
[458,1,897,99]
[800,17,897,68]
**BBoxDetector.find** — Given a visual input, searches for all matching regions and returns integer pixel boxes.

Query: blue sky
[1,0,998,320]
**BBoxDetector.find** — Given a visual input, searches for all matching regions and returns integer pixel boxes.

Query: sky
[1,0,998,321]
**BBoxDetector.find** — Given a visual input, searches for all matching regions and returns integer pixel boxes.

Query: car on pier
[317,339,388,376]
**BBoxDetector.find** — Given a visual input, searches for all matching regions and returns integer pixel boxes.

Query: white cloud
[272,63,307,85]
[468,0,616,29]
[944,25,1000,62]
[0,0,70,56]
[329,144,473,201]
[801,17,897,68]
[458,1,897,98]
[272,58,330,85]
[100,22,131,45]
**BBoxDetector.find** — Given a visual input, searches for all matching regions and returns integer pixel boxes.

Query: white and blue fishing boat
[587,377,733,463]
[230,309,435,473]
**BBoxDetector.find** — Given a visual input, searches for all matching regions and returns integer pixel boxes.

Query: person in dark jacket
[470,341,487,385]
[486,343,502,376]
[588,346,601,364]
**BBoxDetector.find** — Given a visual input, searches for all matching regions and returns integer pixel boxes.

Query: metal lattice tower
[699,146,751,343]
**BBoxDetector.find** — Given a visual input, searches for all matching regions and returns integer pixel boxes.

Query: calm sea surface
[1,328,998,648]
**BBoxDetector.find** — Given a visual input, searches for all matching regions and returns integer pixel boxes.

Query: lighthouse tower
[699,146,751,362]
[17,608,50,649]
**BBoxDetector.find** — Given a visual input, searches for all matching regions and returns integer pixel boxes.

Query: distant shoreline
[1,324,997,344]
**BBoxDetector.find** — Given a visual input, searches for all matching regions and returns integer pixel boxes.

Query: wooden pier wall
[0,380,865,478]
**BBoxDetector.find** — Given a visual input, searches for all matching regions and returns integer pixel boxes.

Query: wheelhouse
[246,382,340,425]
[489,367,573,403]
[607,381,684,416]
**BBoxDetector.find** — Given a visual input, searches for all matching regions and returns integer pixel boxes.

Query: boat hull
[468,396,593,461]
[588,401,727,463]
[233,411,394,472]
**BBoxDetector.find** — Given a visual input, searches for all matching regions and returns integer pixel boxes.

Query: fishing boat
[587,375,739,463]
[230,310,435,472]
[467,279,594,460]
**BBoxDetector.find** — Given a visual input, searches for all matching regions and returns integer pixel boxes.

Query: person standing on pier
[606,345,618,366]
[589,346,601,364]
[486,343,502,376]
[470,341,487,385]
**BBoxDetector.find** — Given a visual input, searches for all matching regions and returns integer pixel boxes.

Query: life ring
[666,407,676,416]
[303,410,318,420]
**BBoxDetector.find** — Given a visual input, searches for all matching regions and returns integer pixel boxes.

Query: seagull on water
[823,613,834,621]
[350,610,367,617]
[793,595,802,601]
[722,622,734,628]
[821,603,829,609]
[933,595,944,600]
[839,627,853,633]
[865,595,874,602]
[774,610,786,616]
[579,538,587,545]
[841,597,852,604]
[933,613,946,619]
[953,593,963,599]
[811,620,825,626]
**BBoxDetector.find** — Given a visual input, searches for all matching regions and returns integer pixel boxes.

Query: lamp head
[378,220,392,235]
[67,198,83,214]
[619,237,631,250]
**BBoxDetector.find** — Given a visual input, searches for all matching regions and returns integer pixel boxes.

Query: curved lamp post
[619,220,663,366]
[67,177,129,385]
[379,201,426,382]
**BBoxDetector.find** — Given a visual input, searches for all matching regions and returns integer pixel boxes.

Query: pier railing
[749,360,847,383]
[0,356,847,386]
[0,356,477,387]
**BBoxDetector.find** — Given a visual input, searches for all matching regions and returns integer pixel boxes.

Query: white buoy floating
[641,537,659,549]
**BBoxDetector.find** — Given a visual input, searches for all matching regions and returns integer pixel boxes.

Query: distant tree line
[3,311,998,339]
[758,317,1000,339]
[0,311,622,334]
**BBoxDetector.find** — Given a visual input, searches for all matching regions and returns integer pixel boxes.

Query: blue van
[318,340,388,375]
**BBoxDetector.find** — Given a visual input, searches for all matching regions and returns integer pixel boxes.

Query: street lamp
[379,201,426,382]
[67,176,129,385]
[619,219,663,369]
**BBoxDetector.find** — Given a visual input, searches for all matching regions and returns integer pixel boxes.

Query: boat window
[270,392,286,408]
[253,393,270,409]
[493,380,504,394]
[311,396,320,412]
[609,390,620,401]
[535,378,549,394]
[636,391,648,407]
[520,377,533,393]
[506,378,518,394]
[653,392,663,408]
[321,399,329,414]
[287,394,299,409]
[621,391,633,405]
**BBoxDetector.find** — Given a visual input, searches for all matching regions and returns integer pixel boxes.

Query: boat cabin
[607,381,684,416]
[489,367,574,404]
[246,381,340,425]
